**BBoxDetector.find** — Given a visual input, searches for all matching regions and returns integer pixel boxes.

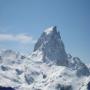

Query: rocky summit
[34,26,68,66]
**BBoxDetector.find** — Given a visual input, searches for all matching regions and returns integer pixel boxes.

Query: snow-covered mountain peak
[44,26,57,35]
[0,26,90,90]
[33,26,68,66]
[34,26,61,51]
[32,26,90,76]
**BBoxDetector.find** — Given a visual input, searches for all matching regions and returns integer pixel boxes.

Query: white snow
[44,26,56,35]
[0,49,90,90]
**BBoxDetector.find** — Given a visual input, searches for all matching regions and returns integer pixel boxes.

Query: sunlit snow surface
[44,26,56,35]
[0,53,90,90]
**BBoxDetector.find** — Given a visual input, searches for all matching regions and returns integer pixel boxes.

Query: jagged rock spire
[33,26,68,66]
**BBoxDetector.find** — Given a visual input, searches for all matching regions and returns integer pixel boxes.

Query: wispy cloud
[0,33,36,44]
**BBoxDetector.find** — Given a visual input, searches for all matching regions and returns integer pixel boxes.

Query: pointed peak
[33,26,68,66]
[34,26,62,52]
[44,26,57,35]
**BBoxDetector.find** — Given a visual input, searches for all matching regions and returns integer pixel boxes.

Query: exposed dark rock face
[76,65,90,77]
[68,54,90,76]
[16,69,23,75]
[0,86,15,90]
[43,74,47,79]
[0,56,2,63]
[25,74,34,84]
[87,82,90,90]
[0,65,10,71]
[56,84,72,90]
[21,55,26,59]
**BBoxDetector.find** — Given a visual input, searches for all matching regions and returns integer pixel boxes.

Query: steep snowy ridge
[33,26,68,66]
[67,54,90,76]
[0,26,90,90]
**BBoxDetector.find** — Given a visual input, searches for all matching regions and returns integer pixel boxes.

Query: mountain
[0,26,90,90]
[33,26,68,66]
[67,54,90,76]
[31,26,90,76]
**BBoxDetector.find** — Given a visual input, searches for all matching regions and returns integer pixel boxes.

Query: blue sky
[0,0,90,63]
